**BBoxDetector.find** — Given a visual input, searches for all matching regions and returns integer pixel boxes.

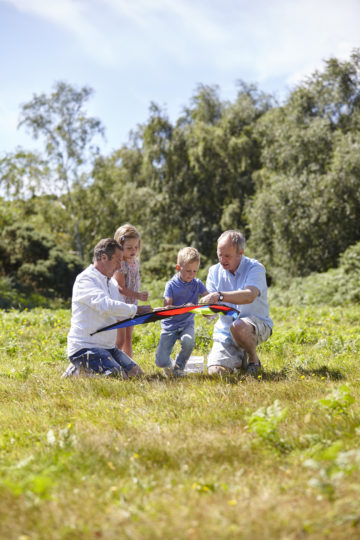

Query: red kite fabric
[90,303,239,335]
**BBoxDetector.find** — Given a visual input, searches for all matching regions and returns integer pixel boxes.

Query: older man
[200,230,273,376]
[63,238,151,378]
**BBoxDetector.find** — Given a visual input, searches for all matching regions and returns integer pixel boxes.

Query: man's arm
[200,286,259,306]
[74,274,137,319]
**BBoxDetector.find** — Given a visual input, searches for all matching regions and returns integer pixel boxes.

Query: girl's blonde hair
[114,223,142,251]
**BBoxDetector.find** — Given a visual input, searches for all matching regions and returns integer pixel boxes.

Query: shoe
[173,367,187,377]
[246,361,261,376]
[241,352,248,370]
[61,363,80,378]
[61,362,96,378]
[163,359,175,377]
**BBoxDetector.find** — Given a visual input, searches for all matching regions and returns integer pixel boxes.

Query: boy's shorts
[207,316,272,371]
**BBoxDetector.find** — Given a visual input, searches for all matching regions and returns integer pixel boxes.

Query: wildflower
[47,429,56,445]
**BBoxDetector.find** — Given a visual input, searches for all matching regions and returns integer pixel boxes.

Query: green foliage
[248,49,360,278]
[269,241,360,306]
[0,276,58,310]
[85,82,272,260]
[303,443,360,501]
[2,81,105,259]
[246,399,289,452]
[1,49,360,281]
[317,385,355,415]
[0,223,83,301]
[141,243,184,281]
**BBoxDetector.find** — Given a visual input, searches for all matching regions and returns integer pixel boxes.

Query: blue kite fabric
[90,303,239,335]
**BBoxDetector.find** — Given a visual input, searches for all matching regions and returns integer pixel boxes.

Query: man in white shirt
[63,238,151,378]
[200,230,273,376]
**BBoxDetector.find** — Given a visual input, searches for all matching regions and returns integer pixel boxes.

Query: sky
[0,0,359,157]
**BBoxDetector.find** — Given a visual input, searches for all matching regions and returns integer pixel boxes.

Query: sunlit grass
[1,304,360,538]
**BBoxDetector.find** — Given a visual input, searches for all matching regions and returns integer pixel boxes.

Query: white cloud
[0,0,359,152]
[2,0,359,77]
[2,0,118,65]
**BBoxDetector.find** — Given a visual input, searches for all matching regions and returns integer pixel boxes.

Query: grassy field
[0,301,360,539]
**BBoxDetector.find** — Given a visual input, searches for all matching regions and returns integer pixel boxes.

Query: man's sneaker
[61,362,96,378]
[61,363,81,378]
[246,361,262,377]
[241,352,249,370]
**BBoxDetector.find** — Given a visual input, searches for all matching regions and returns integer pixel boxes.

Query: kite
[90,303,239,335]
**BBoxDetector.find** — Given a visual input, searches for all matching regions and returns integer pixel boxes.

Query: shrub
[0,223,83,300]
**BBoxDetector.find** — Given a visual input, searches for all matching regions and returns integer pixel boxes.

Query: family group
[63,226,273,379]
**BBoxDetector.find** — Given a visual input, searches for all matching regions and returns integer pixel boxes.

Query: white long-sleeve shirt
[67,265,137,356]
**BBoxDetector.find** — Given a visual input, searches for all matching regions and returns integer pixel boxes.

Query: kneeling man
[63,238,151,378]
[200,230,273,376]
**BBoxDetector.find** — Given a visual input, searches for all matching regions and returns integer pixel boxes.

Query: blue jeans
[155,324,195,370]
[69,347,137,376]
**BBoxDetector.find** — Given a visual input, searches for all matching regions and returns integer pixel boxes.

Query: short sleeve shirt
[161,274,207,331]
[206,256,273,341]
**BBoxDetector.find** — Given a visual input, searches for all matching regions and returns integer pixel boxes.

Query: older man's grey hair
[217,230,245,253]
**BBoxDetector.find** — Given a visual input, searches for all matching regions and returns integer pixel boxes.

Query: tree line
[1,49,359,299]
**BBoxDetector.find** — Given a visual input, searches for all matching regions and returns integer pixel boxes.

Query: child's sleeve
[163,281,173,300]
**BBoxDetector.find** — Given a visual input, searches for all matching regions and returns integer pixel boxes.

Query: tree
[10,81,104,258]
[88,83,273,261]
[247,49,360,279]
[161,83,273,255]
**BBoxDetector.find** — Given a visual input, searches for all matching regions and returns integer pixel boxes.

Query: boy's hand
[136,305,152,315]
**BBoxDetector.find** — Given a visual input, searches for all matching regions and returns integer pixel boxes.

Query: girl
[113,224,148,358]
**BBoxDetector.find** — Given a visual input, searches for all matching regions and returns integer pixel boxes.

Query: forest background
[0,49,360,308]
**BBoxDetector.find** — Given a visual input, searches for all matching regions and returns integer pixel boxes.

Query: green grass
[1,303,360,539]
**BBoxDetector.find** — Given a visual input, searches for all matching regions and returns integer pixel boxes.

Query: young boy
[155,247,208,377]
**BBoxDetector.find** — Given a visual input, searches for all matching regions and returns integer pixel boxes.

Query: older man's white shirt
[67,265,137,356]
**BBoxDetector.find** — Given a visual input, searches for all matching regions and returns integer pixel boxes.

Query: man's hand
[199,292,219,305]
[136,305,152,315]
[138,290,149,301]
[199,293,220,320]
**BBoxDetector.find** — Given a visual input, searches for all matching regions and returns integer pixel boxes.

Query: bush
[0,223,83,301]
[269,241,360,306]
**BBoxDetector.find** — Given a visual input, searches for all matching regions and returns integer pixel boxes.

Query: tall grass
[0,300,360,539]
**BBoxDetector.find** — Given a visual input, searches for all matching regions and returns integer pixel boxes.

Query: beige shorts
[207,316,272,370]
